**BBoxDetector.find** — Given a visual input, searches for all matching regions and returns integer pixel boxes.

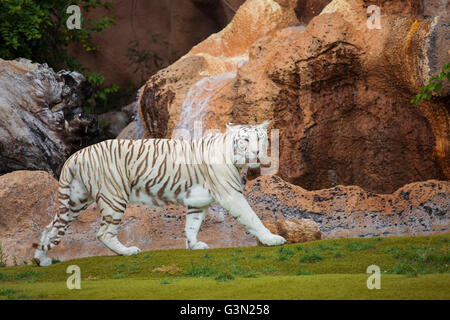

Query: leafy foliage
[214,271,235,282]
[85,72,119,114]
[296,269,312,275]
[0,0,119,114]
[346,240,376,252]
[385,244,449,275]
[412,62,450,104]
[0,0,114,69]
[126,39,165,84]
[298,252,324,263]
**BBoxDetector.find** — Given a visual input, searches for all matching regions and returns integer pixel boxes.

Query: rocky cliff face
[0,58,99,177]
[0,170,447,265]
[137,0,449,194]
[245,175,449,239]
[72,0,247,88]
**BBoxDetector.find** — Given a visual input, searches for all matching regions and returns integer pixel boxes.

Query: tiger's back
[62,137,239,209]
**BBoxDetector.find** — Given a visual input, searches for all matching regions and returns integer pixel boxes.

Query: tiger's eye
[238,140,247,150]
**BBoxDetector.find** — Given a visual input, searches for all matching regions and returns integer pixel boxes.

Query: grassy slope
[0,233,449,300]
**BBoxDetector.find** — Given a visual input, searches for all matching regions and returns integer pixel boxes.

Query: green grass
[347,241,376,251]
[296,269,312,276]
[299,252,324,263]
[159,279,172,285]
[0,233,448,300]
[214,271,235,282]
[0,288,30,300]
[333,252,345,259]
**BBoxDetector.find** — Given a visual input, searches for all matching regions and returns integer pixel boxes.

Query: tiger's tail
[33,154,90,266]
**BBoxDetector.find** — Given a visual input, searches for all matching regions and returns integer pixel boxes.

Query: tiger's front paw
[122,246,141,256]
[34,249,52,267]
[191,241,210,250]
[34,256,52,267]
[258,233,286,246]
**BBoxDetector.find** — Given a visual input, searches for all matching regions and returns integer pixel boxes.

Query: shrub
[276,246,295,255]
[296,269,312,276]
[412,62,450,104]
[14,270,44,281]
[215,271,235,282]
[0,272,10,282]
[299,253,323,263]
[386,244,449,274]
[316,243,336,251]
[242,271,259,278]
[159,279,172,285]
[346,241,375,252]
[185,263,218,278]
[251,253,266,259]
[0,0,114,69]
[276,246,295,261]
[0,288,21,299]
[0,0,121,114]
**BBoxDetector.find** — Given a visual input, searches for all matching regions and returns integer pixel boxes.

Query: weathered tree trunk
[0,58,99,177]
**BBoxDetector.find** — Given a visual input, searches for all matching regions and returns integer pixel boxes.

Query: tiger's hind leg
[96,202,141,256]
[185,206,209,250]
[34,179,91,266]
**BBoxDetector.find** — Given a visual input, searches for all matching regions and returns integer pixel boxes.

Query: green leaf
[412,61,449,104]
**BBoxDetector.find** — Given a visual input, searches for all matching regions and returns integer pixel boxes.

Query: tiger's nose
[249,145,259,155]
[248,151,259,158]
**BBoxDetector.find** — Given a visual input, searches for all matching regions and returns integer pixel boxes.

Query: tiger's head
[226,121,270,169]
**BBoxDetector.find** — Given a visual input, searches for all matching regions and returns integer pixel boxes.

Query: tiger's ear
[259,120,270,130]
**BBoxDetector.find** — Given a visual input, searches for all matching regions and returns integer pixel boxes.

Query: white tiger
[33,121,286,266]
